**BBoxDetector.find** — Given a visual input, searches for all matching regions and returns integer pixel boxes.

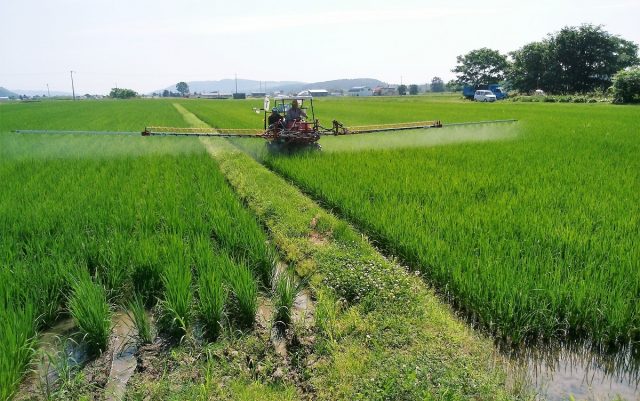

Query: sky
[1,0,639,94]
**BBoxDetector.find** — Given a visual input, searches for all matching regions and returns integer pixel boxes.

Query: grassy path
[172,104,524,399]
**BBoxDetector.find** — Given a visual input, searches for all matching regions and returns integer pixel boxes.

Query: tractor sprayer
[14,95,517,147]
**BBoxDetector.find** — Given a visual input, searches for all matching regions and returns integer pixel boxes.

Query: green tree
[445,80,462,92]
[109,88,137,99]
[508,41,554,92]
[509,24,639,93]
[452,48,509,86]
[612,67,640,103]
[430,77,445,92]
[551,24,638,92]
[398,84,407,95]
[176,82,189,97]
[408,84,419,95]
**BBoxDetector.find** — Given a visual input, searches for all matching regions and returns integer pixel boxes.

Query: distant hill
[275,78,386,94]
[0,87,18,97]
[157,79,303,95]
[155,78,387,95]
[1,88,72,97]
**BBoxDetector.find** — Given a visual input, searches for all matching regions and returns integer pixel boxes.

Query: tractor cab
[261,95,320,145]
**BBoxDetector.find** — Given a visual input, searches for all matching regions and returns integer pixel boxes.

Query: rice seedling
[131,238,164,307]
[0,101,276,395]
[272,268,298,329]
[198,267,227,341]
[68,276,112,356]
[0,301,36,401]
[158,258,193,340]
[224,257,258,330]
[157,237,194,339]
[128,294,153,345]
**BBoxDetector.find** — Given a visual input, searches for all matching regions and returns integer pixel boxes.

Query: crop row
[0,132,279,399]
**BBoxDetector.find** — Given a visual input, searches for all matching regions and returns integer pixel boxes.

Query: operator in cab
[285,99,307,122]
[268,108,284,129]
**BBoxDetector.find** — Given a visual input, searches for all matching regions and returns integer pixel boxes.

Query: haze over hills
[0,87,18,97]
[2,78,390,98]
[0,87,72,97]
[157,78,387,95]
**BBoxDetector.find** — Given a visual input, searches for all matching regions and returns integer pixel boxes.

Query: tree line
[452,24,639,98]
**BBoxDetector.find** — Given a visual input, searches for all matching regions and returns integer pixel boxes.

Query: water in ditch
[504,341,639,400]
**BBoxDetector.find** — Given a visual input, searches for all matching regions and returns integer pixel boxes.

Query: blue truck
[463,84,507,100]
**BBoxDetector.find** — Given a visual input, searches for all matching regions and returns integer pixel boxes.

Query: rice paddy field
[1,95,639,400]
[234,97,640,347]
[0,100,277,399]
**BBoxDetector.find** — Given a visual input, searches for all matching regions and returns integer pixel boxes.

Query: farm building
[348,86,373,96]
[199,92,232,99]
[297,89,329,97]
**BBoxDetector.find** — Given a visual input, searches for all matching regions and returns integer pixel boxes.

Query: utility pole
[70,70,76,101]
[46,83,50,98]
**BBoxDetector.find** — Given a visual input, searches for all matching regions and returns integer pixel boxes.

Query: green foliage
[408,84,419,95]
[251,98,640,349]
[397,84,407,95]
[0,300,36,401]
[453,47,509,86]
[612,67,640,103]
[509,24,639,93]
[109,87,138,99]
[225,258,258,330]
[176,81,190,96]
[158,241,193,339]
[128,294,153,344]
[203,133,517,400]
[272,269,297,328]
[508,41,553,92]
[68,276,112,355]
[445,79,462,92]
[0,101,275,390]
[430,76,445,92]
[198,263,227,341]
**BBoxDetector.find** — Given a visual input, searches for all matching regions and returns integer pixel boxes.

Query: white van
[474,90,497,102]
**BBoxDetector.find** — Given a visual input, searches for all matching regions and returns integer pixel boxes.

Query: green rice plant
[209,207,276,288]
[68,276,112,356]
[252,99,640,349]
[0,103,278,389]
[224,258,258,330]
[158,249,193,340]
[0,301,36,401]
[198,267,227,341]
[131,238,164,307]
[95,237,132,300]
[272,269,298,329]
[128,294,153,345]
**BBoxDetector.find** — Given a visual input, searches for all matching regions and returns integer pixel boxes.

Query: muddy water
[23,312,139,400]
[104,312,138,401]
[293,288,314,326]
[22,317,90,394]
[507,343,640,400]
